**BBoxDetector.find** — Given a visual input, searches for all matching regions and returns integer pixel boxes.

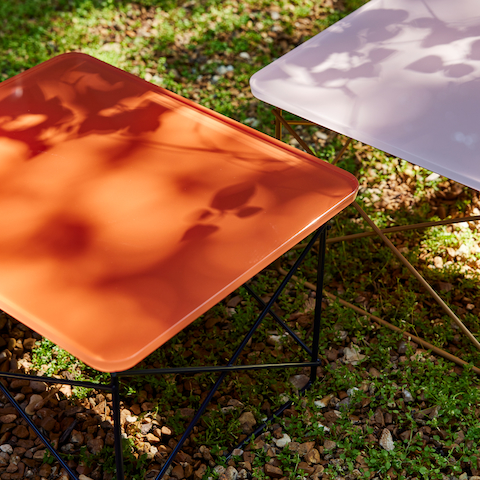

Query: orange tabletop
[0,53,358,372]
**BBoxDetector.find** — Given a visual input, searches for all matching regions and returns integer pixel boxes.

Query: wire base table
[0,53,358,479]
[250,0,480,359]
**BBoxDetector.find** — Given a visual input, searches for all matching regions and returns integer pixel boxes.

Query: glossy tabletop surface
[0,53,358,372]
[251,0,480,191]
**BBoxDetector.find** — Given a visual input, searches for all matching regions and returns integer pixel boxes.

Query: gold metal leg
[332,138,352,166]
[272,109,314,155]
[275,108,283,142]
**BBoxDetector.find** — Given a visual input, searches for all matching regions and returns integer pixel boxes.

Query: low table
[251,0,480,190]
[0,53,358,479]
[250,0,480,353]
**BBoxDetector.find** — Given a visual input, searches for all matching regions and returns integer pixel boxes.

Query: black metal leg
[111,373,125,480]
[232,225,330,454]
[310,226,328,383]
[155,371,226,479]
[243,283,314,356]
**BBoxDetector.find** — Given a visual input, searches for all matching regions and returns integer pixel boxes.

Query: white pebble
[347,387,360,397]
[379,428,395,451]
[425,172,440,182]
[273,433,291,448]
[317,423,330,432]
[0,445,12,454]
[402,389,414,402]
[213,466,226,475]
[216,65,228,75]
[225,466,238,480]
[244,117,260,128]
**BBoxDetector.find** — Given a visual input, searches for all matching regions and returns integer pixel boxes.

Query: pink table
[250,0,480,362]
[251,0,480,190]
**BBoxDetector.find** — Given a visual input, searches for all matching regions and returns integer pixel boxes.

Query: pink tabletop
[251,0,480,191]
[0,53,358,372]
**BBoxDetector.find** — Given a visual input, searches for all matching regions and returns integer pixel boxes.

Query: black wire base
[0,224,329,480]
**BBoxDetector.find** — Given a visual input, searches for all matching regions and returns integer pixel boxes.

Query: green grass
[3,0,480,478]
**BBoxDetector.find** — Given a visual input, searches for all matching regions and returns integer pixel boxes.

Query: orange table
[0,53,358,479]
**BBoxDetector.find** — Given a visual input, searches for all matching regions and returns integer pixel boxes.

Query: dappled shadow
[0,52,357,372]
[0,55,169,161]
[260,7,408,88]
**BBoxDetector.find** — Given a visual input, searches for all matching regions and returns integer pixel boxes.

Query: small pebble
[402,389,414,402]
[273,433,291,448]
[425,172,441,182]
[216,65,228,75]
[237,469,248,479]
[379,429,395,451]
[238,412,256,434]
[289,374,309,390]
[244,117,260,128]
[225,466,238,480]
[315,130,328,140]
[347,387,360,397]
[343,345,366,365]
[397,341,407,354]
[314,394,333,408]
[215,65,234,75]
[323,439,336,450]
[317,423,330,432]
[0,445,12,454]
[214,465,226,476]
[270,11,281,20]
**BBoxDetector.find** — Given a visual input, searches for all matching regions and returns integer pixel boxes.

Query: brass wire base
[273,107,480,359]
[290,215,480,248]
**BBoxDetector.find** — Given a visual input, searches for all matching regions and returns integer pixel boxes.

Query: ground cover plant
[1,0,480,479]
